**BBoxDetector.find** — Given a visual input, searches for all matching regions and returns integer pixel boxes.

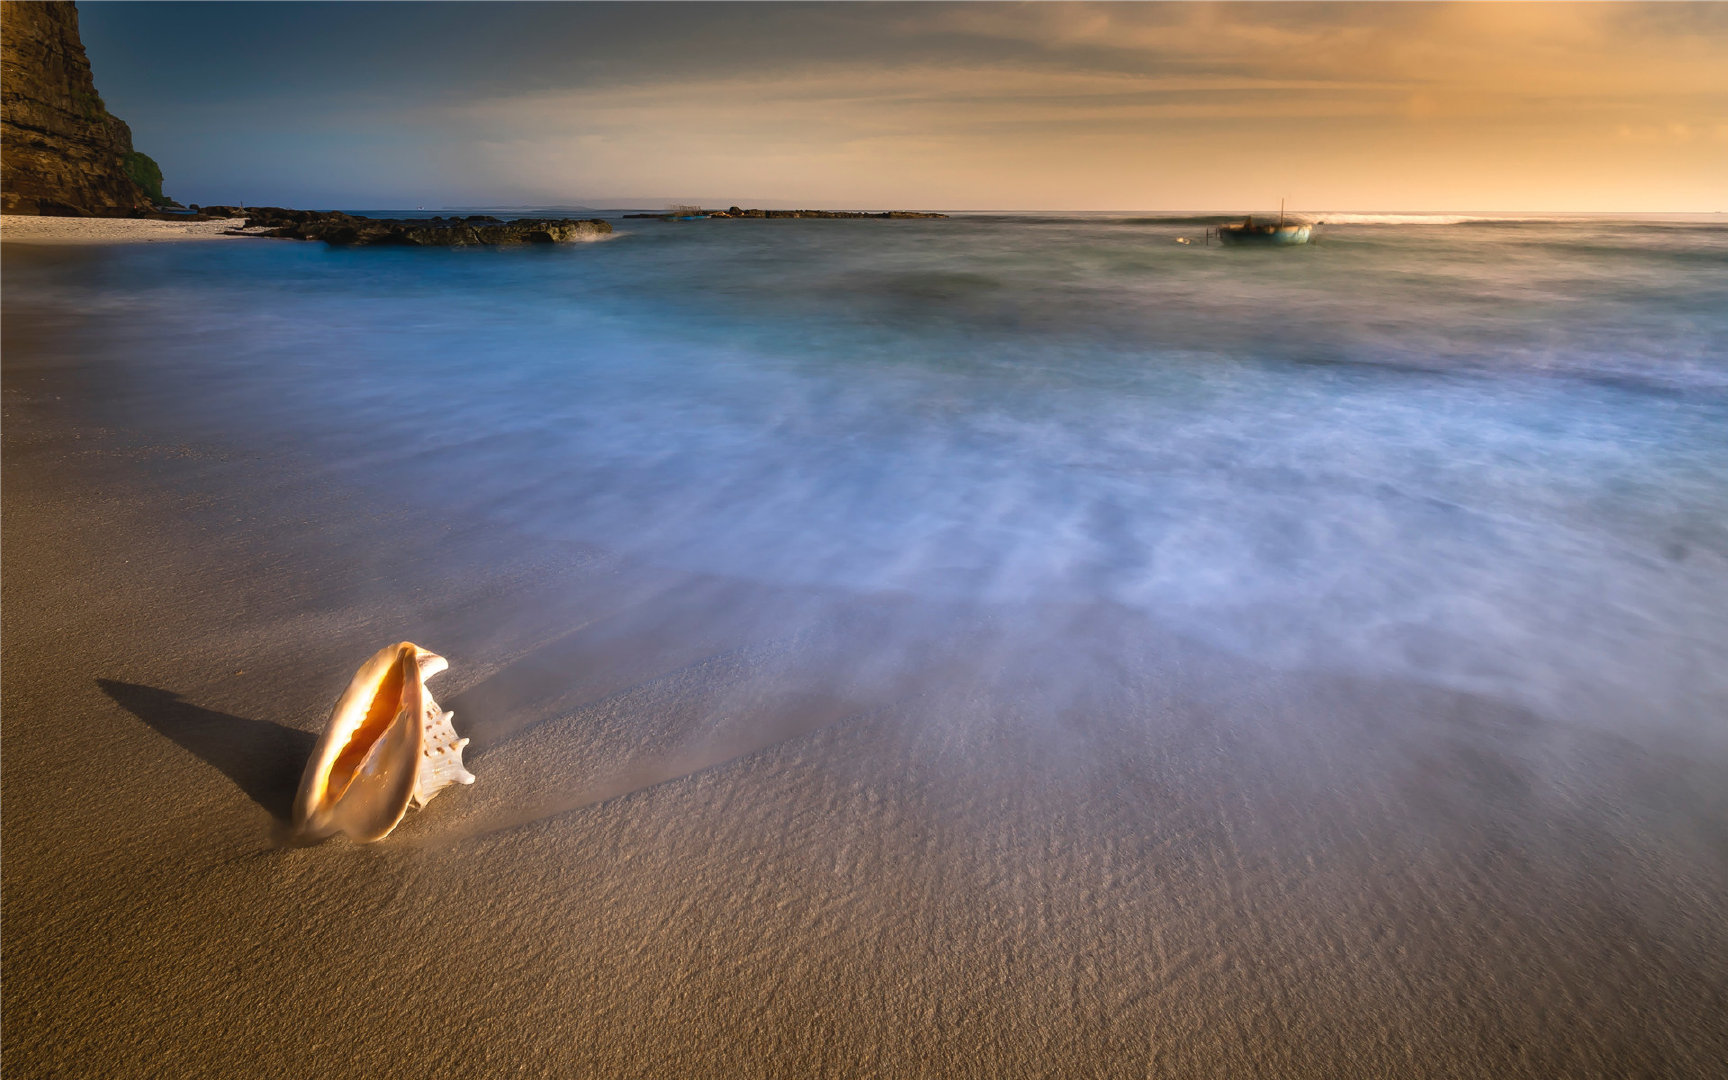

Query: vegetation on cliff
[122,150,163,203]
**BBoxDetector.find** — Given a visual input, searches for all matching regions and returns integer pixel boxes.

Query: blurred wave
[7,213,1726,735]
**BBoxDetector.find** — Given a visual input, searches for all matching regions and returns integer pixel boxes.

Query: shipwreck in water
[1212,200,1314,246]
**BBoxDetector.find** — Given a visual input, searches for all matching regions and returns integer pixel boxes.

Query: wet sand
[3,267,1726,1078]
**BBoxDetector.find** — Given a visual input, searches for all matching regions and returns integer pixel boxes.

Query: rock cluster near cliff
[225,207,612,246]
[1,0,159,216]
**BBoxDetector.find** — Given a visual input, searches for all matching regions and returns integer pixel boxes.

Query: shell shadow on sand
[97,679,315,823]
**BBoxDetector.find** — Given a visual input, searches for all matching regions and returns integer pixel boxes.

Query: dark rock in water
[0,0,161,216]
[230,207,611,246]
[240,206,350,228]
[628,207,946,221]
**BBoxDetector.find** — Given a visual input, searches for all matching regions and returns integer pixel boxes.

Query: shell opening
[324,644,414,803]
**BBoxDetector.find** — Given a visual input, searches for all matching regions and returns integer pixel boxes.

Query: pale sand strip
[0,213,255,244]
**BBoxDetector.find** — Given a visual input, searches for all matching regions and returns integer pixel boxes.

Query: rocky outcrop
[1,1,158,216]
[624,207,948,220]
[229,208,612,246]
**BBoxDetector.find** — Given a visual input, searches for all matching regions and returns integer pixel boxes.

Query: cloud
[81,1,1728,210]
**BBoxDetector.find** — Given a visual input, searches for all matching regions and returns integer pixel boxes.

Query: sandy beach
[0,213,251,243]
[4,236,1727,1078]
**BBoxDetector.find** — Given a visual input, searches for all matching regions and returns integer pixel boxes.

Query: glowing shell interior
[292,642,475,842]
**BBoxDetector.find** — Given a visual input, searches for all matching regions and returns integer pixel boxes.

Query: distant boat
[1213,199,1313,246]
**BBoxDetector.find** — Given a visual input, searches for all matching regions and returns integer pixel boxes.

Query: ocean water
[7,214,1728,736]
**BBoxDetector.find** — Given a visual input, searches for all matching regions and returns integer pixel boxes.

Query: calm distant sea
[7,212,1727,733]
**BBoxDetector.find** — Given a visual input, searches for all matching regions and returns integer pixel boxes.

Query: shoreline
[1,211,614,247]
[5,243,1727,1077]
[0,213,257,244]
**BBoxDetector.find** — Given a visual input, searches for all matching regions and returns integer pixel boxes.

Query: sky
[79,1,1728,212]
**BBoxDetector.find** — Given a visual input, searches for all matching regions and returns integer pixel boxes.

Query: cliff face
[1,0,156,216]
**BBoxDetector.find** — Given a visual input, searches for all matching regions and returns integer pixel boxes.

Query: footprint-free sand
[0,212,253,244]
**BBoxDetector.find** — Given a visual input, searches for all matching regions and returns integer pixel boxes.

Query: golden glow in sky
[88,2,1728,210]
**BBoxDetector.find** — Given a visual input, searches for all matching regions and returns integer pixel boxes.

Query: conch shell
[292,642,475,842]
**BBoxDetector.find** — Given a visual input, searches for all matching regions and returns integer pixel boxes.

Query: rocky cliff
[1,0,157,216]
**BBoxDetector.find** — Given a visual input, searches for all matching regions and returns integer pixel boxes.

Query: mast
[1279,198,1285,227]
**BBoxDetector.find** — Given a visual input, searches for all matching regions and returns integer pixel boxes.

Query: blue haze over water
[9,213,1728,736]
